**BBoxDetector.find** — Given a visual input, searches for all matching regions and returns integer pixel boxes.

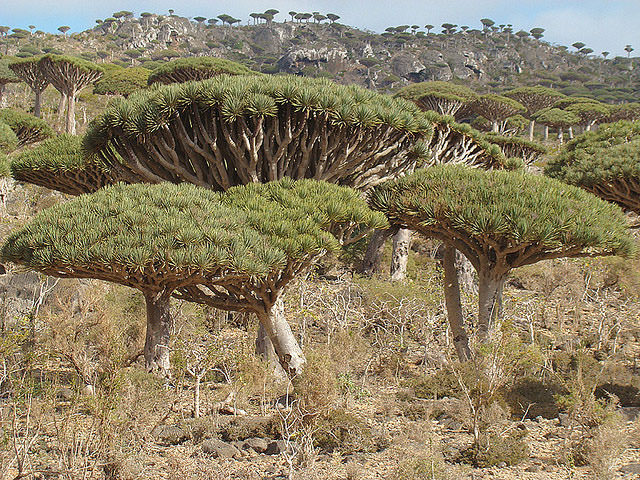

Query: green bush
[459,431,529,467]
[0,109,54,146]
[313,409,375,454]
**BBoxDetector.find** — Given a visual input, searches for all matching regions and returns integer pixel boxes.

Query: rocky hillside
[5,12,640,102]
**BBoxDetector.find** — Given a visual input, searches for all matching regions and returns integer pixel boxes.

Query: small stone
[497,461,507,468]
[265,440,289,455]
[243,437,269,453]
[56,387,74,402]
[620,464,640,474]
[153,425,188,446]
[525,465,540,472]
[201,438,241,458]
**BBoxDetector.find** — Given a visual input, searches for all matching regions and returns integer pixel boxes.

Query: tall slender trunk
[568,126,574,139]
[491,121,499,133]
[528,119,535,141]
[144,291,173,378]
[359,228,394,276]
[256,297,305,377]
[0,85,5,107]
[477,270,504,342]
[557,127,564,144]
[66,94,76,134]
[34,89,42,118]
[442,245,471,361]
[390,228,412,281]
[544,125,549,142]
[57,93,67,122]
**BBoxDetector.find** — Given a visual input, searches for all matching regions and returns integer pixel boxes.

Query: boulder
[201,438,241,458]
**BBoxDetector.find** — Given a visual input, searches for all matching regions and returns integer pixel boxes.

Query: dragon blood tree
[394,81,478,121]
[39,55,104,134]
[370,165,633,358]
[147,57,254,85]
[0,58,20,106]
[0,108,54,146]
[532,107,579,143]
[84,74,432,190]
[504,87,565,140]
[471,94,526,133]
[545,120,640,214]
[8,56,49,118]
[484,134,547,166]
[10,134,121,195]
[2,179,385,377]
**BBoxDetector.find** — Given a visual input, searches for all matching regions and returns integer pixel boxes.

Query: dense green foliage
[504,87,565,115]
[0,152,10,177]
[0,108,54,145]
[370,165,633,271]
[40,54,105,75]
[0,122,18,153]
[93,66,150,96]
[532,107,579,128]
[1,179,385,290]
[147,57,254,85]
[545,121,640,213]
[10,134,117,195]
[395,82,477,106]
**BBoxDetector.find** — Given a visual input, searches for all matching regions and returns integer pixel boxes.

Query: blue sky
[2,0,638,57]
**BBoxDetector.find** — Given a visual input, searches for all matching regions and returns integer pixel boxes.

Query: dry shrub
[585,415,626,480]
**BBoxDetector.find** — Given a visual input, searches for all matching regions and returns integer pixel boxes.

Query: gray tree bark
[477,271,505,341]
[442,245,471,361]
[359,228,395,276]
[256,298,305,377]
[390,228,412,281]
[144,291,173,378]
[528,119,535,141]
[255,322,286,378]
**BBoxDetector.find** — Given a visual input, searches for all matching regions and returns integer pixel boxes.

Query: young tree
[546,120,640,214]
[38,55,103,134]
[572,42,586,52]
[289,11,297,22]
[424,24,434,34]
[480,18,495,32]
[8,56,49,117]
[504,86,565,140]
[395,81,478,120]
[472,94,526,133]
[602,51,610,59]
[2,180,385,377]
[626,45,634,57]
[370,165,633,349]
[147,57,253,85]
[57,26,70,37]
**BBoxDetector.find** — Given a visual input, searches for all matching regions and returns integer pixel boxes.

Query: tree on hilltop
[530,28,545,40]
[2,180,385,377]
[8,57,50,116]
[57,26,70,37]
[370,166,633,354]
[326,14,340,23]
[39,55,103,134]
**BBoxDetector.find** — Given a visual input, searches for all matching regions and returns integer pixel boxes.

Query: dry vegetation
[1,182,639,480]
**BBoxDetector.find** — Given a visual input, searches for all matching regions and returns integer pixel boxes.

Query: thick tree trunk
[442,245,471,361]
[477,270,505,342]
[255,322,287,377]
[528,119,535,141]
[66,94,76,134]
[544,125,549,142]
[456,250,477,294]
[390,228,412,281]
[557,127,564,144]
[359,228,394,276]
[256,298,305,377]
[143,291,173,378]
[34,89,42,118]
[568,126,574,139]
[491,121,499,133]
